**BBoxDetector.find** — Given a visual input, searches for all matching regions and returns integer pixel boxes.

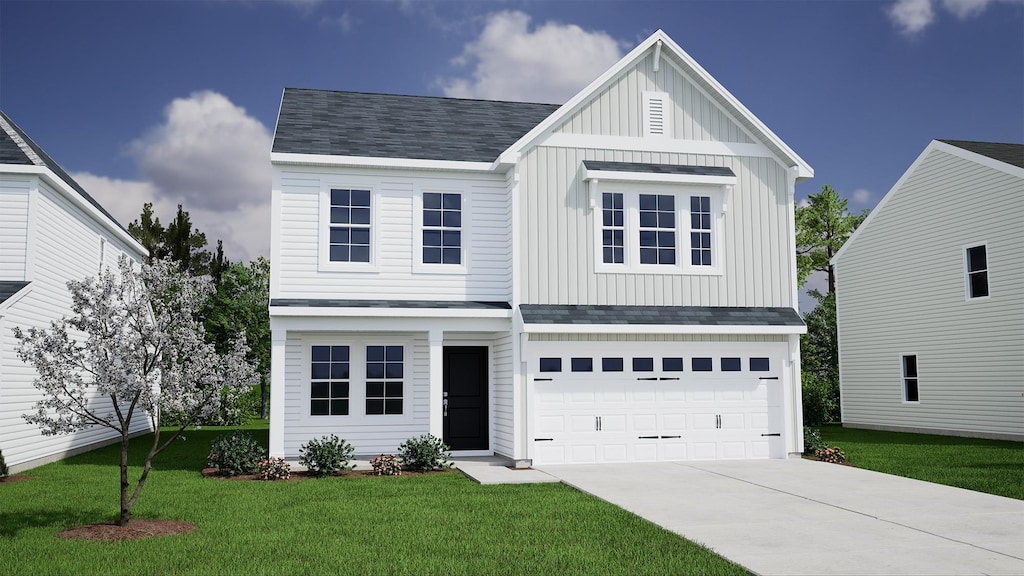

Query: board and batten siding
[282,331,430,457]
[835,148,1024,439]
[556,51,753,143]
[0,176,30,280]
[273,166,511,301]
[519,147,793,307]
[1,180,148,471]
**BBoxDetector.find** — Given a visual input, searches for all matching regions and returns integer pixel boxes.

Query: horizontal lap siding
[836,149,1024,437]
[521,147,791,307]
[282,331,430,457]
[492,333,514,457]
[555,53,753,143]
[1,183,149,469]
[275,166,511,301]
[0,177,30,280]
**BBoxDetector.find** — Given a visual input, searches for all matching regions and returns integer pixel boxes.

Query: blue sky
[1,0,1021,308]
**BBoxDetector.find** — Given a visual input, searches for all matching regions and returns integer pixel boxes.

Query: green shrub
[802,372,840,426]
[207,431,265,476]
[257,457,291,481]
[299,435,354,477]
[370,454,402,476]
[398,434,452,472]
[803,426,825,455]
[0,448,8,478]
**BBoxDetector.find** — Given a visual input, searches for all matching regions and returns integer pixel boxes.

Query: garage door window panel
[571,358,594,372]
[602,358,624,372]
[692,357,713,372]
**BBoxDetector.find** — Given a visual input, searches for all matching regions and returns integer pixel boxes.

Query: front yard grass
[0,422,744,576]
[820,425,1024,500]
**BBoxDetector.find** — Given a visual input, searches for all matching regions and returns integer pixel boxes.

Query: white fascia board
[3,164,147,257]
[269,314,511,333]
[584,168,736,186]
[269,306,512,319]
[270,152,494,173]
[522,323,807,335]
[541,133,774,159]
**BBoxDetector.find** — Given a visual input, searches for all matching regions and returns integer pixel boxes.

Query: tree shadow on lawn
[60,427,270,473]
[0,508,112,538]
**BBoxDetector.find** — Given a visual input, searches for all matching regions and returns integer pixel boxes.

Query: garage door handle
[534,438,554,442]
[759,377,779,380]
[761,433,781,437]
[534,378,553,382]
[660,435,681,439]
[638,435,659,439]
[636,377,658,381]
[660,377,680,381]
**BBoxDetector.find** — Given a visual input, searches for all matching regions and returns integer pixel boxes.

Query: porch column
[268,324,287,458]
[428,328,444,438]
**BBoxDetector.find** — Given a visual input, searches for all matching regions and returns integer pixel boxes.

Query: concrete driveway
[539,459,1024,575]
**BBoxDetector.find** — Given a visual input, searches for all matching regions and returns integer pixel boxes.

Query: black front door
[443,347,488,451]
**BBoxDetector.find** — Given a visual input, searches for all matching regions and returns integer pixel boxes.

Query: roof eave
[271,152,494,173]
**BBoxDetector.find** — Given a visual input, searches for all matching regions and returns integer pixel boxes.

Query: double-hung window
[601,193,625,264]
[639,194,676,265]
[366,345,403,415]
[310,346,350,416]
[422,192,462,265]
[309,343,406,418]
[690,195,713,266]
[901,354,919,403]
[328,189,371,263]
[965,244,989,299]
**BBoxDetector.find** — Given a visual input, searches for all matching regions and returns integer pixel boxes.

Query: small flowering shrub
[398,434,453,472]
[0,448,8,478]
[257,457,291,481]
[814,445,847,464]
[299,434,355,477]
[803,426,826,455]
[207,431,265,476]
[370,454,402,476]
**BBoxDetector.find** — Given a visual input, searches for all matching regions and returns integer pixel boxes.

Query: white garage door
[531,346,786,465]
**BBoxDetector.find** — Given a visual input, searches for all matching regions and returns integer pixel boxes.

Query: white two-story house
[268,30,812,466]
[1,111,150,472]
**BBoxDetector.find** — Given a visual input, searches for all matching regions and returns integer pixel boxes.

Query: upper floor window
[690,196,712,266]
[639,194,676,265]
[328,189,371,263]
[602,193,625,264]
[422,192,462,265]
[901,354,919,403]
[965,245,989,299]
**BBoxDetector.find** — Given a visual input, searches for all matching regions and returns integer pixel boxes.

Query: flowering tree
[14,256,257,526]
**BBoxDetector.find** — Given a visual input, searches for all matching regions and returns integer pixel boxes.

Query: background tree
[203,257,270,419]
[127,203,166,263]
[15,257,257,526]
[129,204,218,280]
[795,185,868,295]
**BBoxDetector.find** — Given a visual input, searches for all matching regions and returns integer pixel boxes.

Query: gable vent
[642,91,670,138]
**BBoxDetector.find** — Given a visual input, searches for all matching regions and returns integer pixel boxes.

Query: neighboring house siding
[837,149,1024,438]
[519,147,792,307]
[1,180,149,469]
[555,53,754,143]
[0,176,30,280]
[273,166,511,301]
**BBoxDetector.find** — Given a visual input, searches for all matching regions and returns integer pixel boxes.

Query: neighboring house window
[366,345,403,415]
[902,354,919,403]
[423,192,462,265]
[310,346,350,416]
[690,196,712,266]
[639,194,676,265]
[328,189,371,263]
[602,193,625,264]
[965,245,989,299]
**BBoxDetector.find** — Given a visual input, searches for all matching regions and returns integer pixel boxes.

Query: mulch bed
[0,474,31,485]
[201,467,457,481]
[57,519,197,541]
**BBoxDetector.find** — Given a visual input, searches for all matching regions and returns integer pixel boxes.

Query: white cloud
[439,11,623,104]
[320,10,353,31]
[73,91,272,263]
[851,188,873,205]
[888,0,935,34]
[797,198,811,208]
[942,0,994,18]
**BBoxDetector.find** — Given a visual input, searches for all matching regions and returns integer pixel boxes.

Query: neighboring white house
[833,139,1024,441]
[0,111,151,472]
[268,30,813,466]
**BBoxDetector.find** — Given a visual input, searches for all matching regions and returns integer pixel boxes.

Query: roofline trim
[832,139,1024,267]
[271,152,494,173]
[538,133,776,159]
[497,29,813,178]
[521,322,806,335]
[584,167,736,186]
[0,164,147,257]
[269,305,513,319]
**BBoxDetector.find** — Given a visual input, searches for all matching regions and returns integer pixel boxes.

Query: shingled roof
[0,110,131,233]
[940,140,1024,169]
[519,304,804,327]
[272,89,560,163]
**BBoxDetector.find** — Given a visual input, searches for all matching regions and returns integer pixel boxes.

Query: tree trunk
[827,264,836,295]
[118,431,131,526]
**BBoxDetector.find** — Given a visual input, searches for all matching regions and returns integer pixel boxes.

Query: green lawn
[820,425,1024,500]
[0,422,744,576]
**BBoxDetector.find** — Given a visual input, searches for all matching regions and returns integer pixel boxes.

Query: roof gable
[272,89,559,163]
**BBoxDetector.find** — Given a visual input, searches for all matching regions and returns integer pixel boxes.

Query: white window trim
[591,181,725,276]
[304,337,415,424]
[412,187,470,275]
[900,353,920,404]
[317,183,381,273]
[963,242,991,302]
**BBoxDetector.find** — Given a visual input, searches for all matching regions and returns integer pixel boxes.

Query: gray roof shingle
[583,161,736,177]
[939,140,1024,169]
[0,110,132,234]
[272,89,560,162]
[0,281,30,306]
[270,299,511,310]
[519,304,804,327]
